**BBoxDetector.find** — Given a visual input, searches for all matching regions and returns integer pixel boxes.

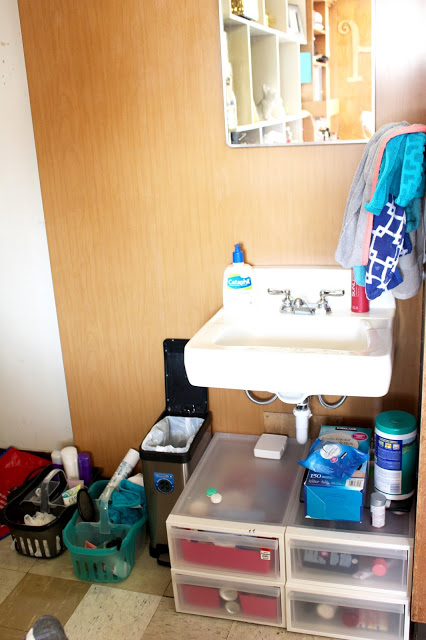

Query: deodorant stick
[60,446,79,479]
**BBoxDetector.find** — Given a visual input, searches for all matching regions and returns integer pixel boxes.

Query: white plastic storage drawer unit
[167,434,309,628]
[168,524,282,580]
[285,529,412,595]
[167,433,308,584]
[286,585,410,640]
[285,501,415,597]
[172,570,285,627]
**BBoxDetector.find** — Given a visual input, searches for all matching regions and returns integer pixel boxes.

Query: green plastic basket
[63,480,146,582]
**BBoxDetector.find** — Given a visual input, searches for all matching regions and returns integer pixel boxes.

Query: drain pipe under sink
[291,395,347,444]
[245,390,312,444]
[245,391,346,445]
[276,392,312,445]
[293,399,312,444]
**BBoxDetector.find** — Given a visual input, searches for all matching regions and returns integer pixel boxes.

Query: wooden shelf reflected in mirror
[219,0,374,146]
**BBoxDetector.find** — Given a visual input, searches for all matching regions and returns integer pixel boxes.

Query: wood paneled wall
[17,0,425,457]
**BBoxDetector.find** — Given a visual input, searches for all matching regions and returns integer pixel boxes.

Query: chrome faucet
[267,288,344,315]
[293,297,315,315]
[316,289,345,314]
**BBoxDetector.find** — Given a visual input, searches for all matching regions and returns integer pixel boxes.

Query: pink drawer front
[182,584,220,608]
[180,539,273,573]
[239,592,280,619]
[173,572,283,626]
[168,526,280,579]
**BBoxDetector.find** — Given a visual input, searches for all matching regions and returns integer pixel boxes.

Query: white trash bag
[141,416,204,454]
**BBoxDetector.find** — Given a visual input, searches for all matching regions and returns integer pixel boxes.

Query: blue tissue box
[304,425,372,523]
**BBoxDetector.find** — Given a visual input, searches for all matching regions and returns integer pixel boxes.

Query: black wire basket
[3,464,77,559]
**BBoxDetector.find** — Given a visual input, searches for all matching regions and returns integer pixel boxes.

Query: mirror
[220,0,374,146]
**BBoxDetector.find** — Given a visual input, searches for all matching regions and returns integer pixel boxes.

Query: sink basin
[214,315,371,351]
[184,266,395,399]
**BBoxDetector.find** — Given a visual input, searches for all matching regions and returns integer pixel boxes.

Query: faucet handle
[268,289,293,300]
[267,288,288,295]
[319,289,345,298]
[267,289,294,312]
[316,289,345,314]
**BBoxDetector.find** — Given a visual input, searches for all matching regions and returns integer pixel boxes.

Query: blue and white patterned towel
[365,195,412,300]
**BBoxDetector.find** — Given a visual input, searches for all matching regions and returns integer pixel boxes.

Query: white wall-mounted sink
[184,266,395,400]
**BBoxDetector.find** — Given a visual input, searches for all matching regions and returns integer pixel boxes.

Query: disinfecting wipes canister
[374,410,417,500]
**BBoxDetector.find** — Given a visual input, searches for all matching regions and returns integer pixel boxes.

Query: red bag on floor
[0,447,50,539]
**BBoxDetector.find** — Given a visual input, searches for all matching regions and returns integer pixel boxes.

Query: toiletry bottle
[51,450,63,482]
[99,448,140,502]
[372,557,387,575]
[78,452,92,487]
[351,269,369,312]
[60,446,79,479]
[223,243,254,313]
[370,491,386,528]
[51,450,63,471]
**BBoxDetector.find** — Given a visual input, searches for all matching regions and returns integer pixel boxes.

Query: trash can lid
[164,339,208,415]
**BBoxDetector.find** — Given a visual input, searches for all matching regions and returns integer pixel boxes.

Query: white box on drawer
[172,569,285,627]
[168,523,282,580]
[286,584,410,640]
[285,527,413,596]
[254,433,288,459]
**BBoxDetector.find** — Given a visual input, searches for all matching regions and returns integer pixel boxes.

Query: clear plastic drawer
[286,537,409,594]
[286,587,409,640]
[168,526,280,579]
[173,571,283,626]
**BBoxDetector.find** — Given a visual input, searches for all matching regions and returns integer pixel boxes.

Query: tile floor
[0,535,342,640]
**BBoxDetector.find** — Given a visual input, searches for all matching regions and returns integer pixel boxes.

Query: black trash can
[139,339,212,565]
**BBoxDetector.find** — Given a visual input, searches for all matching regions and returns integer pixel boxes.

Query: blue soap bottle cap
[233,243,243,263]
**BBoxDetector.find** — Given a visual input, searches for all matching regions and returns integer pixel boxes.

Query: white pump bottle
[223,244,255,314]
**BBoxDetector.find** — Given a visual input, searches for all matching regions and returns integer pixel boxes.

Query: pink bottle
[372,557,387,577]
[351,269,369,313]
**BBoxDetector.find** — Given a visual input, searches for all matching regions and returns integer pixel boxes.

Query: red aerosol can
[351,269,369,313]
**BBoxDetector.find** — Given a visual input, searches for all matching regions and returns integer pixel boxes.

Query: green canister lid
[375,410,417,435]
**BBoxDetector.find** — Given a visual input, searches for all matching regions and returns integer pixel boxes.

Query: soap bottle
[223,243,254,313]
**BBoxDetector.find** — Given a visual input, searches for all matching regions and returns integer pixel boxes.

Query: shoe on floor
[25,615,68,640]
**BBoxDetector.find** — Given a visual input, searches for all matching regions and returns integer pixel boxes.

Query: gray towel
[335,122,409,269]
